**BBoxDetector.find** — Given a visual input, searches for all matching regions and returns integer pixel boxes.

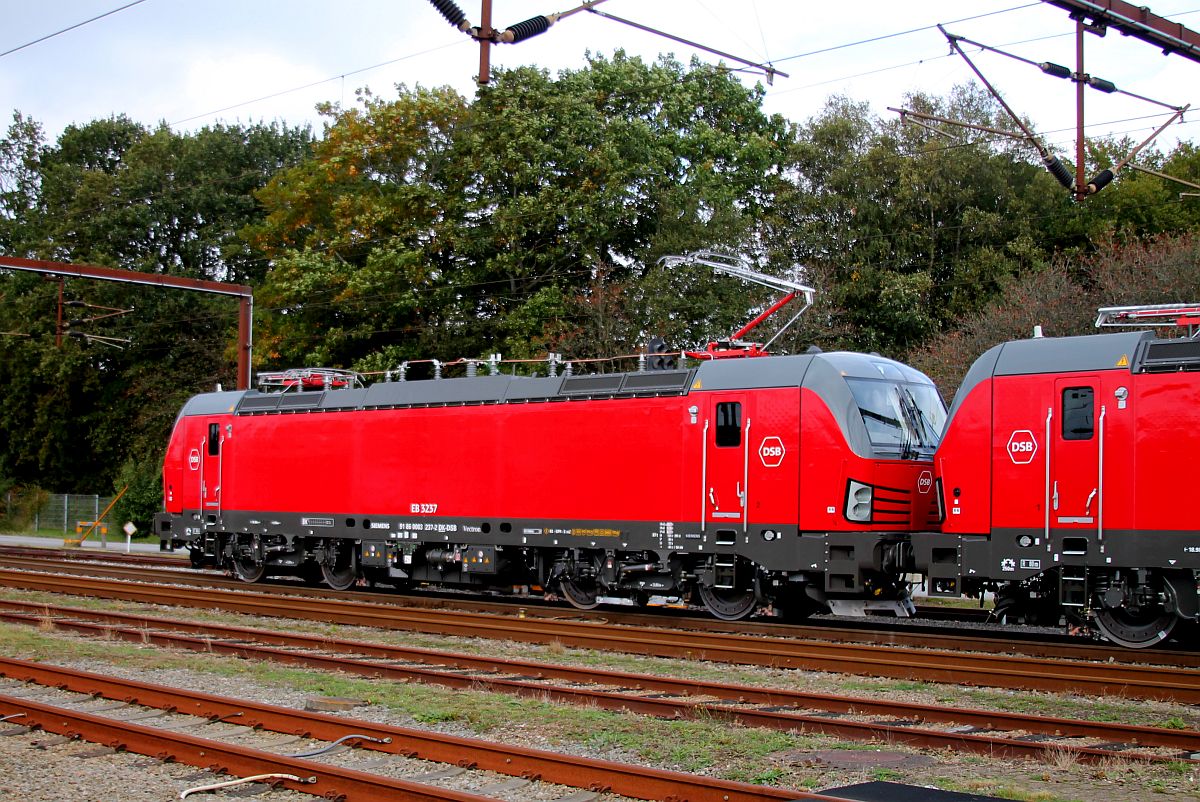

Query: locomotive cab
[920,328,1200,647]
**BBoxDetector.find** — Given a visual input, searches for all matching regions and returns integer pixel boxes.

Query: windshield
[845,378,946,457]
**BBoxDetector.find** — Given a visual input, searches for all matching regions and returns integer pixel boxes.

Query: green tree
[765,86,1068,355]
[0,115,312,507]
[251,54,790,374]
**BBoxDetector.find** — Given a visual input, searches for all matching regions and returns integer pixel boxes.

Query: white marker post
[123,521,138,553]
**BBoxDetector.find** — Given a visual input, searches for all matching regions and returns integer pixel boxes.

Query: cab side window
[715,402,742,447]
[207,423,221,455]
[1062,387,1094,440]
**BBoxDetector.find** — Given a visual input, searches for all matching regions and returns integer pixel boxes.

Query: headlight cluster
[845,480,873,522]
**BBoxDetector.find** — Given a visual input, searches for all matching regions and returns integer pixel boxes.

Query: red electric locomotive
[155,352,944,620]
[915,304,1200,647]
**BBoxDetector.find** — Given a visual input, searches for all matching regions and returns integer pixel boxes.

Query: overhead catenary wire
[0,0,149,59]
[945,31,1186,113]
[584,6,787,83]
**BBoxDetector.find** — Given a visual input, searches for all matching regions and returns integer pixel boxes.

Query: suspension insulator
[500,15,551,43]
[1087,169,1115,195]
[1043,155,1076,190]
[1087,76,1118,93]
[429,0,469,30]
[1039,61,1071,79]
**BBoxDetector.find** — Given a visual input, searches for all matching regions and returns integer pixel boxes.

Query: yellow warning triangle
[1116,354,1129,367]
[692,379,702,390]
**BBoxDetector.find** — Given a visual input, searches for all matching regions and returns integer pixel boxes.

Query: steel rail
[2,568,1196,703]
[0,545,185,567]
[0,655,828,802]
[2,600,1196,764]
[4,550,1195,668]
[0,696,487,802]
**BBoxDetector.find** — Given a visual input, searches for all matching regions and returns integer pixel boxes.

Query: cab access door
[1051,378,1101,538]
[702,395,752,537]
[201,420,224,516]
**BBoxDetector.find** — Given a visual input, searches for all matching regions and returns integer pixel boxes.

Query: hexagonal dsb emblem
[1006,430,1038,465]
[758,436,785,468]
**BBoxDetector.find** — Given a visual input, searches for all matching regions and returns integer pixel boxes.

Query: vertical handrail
[1098,405,1106,542]
[700,419,709,536]
[217,434,225,518]
[742,419,751,534]
[199,437,206,511]
[1044,406,1053,549]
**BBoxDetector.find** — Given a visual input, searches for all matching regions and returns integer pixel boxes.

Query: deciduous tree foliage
[251,53,790,372]
[0,114,312,527]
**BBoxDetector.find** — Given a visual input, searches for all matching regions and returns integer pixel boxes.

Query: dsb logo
[1006,430,1038,464]
[758,436,786,468]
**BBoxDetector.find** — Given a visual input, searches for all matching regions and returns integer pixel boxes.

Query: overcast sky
[2,1,1198,155]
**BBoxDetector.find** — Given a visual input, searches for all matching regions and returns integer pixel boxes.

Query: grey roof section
[692,354,815,390]
[991,331,1149,376]
[819,351,938,385]
[203,368,698,417]
[319,387,370,410]
[943,331,1150,430]
[498,376,565,401]
[362,375,513,407]
[188,353,932,431]
[179,391,245,417]
[691,351,937,393]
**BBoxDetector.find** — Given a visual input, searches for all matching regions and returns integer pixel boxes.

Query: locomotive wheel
[1094,606,1176,649]
[559,574,600,610]
[231,555,265,583]
[320,542,358,591]
[697,583,757,621]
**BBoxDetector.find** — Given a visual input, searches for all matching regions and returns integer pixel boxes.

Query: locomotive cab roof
[946,328,1200,424]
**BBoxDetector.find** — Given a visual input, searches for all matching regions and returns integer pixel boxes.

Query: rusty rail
[1,568,1196,704]
[2,600,1198,764]
[0,656,834,802]
[3,547,1193,668]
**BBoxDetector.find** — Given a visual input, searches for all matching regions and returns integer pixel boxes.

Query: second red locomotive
[917,305,1200,647]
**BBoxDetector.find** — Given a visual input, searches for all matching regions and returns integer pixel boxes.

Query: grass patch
[0,621,814,783]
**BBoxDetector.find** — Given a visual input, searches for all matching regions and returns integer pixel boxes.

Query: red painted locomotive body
[915,330,1200,646]
[157,352,943,619]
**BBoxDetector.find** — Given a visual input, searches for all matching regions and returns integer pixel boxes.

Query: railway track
[1,565,1196,703]
[1,597,1196,765]
[2,547,1194,668]
[0,656,832,802]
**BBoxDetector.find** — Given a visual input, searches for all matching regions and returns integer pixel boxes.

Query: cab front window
[845,378,946,457]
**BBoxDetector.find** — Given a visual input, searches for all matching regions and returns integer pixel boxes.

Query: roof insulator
[1043,154,1076,190]
[1039,61,1071,79]
[498,15,551,43]
[1087,75,1118,93]
[1087,168,1115,195]
[429,0,470,32]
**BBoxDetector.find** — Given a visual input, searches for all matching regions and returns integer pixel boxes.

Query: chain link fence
[2,490,116,536]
